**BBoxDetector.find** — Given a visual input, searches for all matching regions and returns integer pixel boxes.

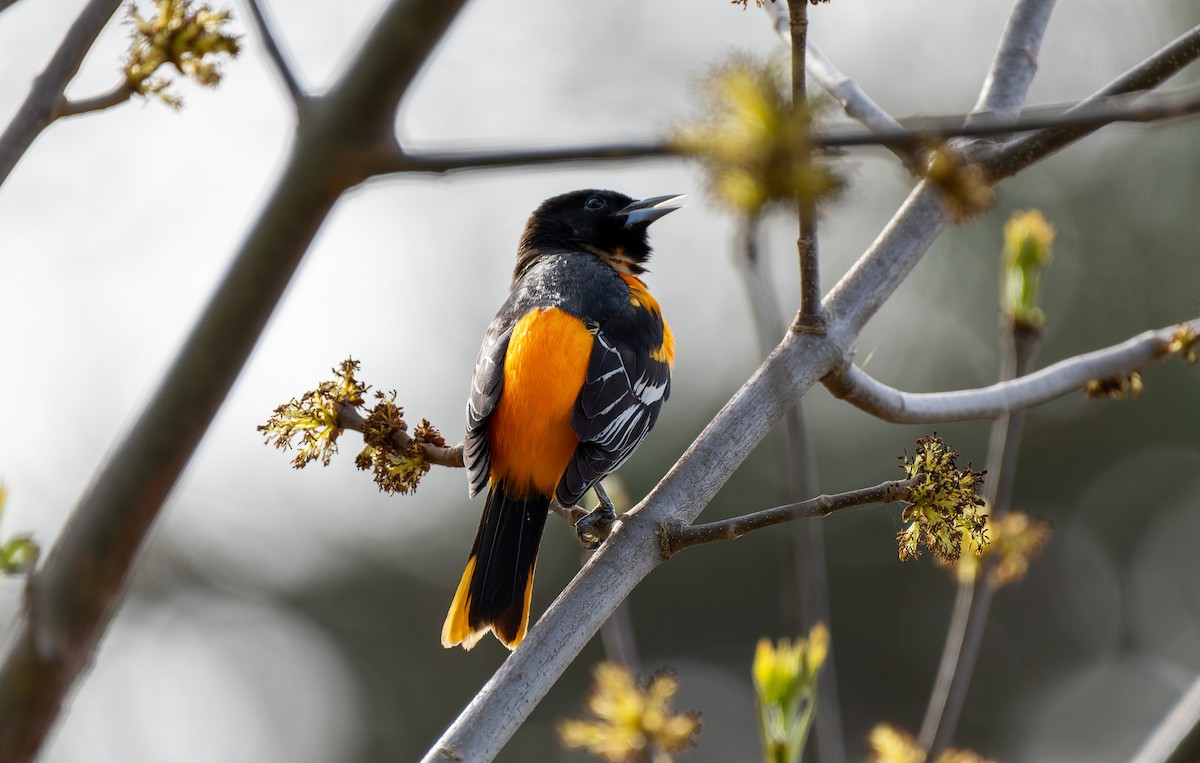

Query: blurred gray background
[2,1,1199,760]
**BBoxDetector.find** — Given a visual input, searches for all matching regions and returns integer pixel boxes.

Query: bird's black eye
[584,196,606,211]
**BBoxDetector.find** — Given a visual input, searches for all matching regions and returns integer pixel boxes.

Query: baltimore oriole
[441,189,682,650]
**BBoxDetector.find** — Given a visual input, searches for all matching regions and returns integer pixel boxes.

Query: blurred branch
[0,0,26,14]
[0,0,124,187]
[919,324,1041,756]
[823,319,1200,424]
[1131,672,1200,763]
[372,140,678,175]
[0,1,468,760]
[244,0,309,108]
[661,478,915,558]
[53,81,135,119]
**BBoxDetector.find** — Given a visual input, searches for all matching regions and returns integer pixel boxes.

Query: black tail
[442,482,550,650]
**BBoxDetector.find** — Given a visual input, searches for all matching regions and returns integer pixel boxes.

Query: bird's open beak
[618,194,686,228]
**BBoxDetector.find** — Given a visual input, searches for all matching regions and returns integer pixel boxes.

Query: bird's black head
[515,189,683,280]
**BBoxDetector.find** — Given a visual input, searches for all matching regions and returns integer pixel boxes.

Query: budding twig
[659,477,917,559]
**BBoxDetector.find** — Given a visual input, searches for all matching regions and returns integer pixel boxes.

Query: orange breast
[488,307,594,498]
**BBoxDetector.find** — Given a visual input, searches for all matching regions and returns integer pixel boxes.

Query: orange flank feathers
[487,307,593,497]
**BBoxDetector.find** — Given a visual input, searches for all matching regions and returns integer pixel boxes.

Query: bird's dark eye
[584,196,606,211]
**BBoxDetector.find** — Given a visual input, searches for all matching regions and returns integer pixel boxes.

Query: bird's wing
[559,329,671,508]
[463,323,511,498]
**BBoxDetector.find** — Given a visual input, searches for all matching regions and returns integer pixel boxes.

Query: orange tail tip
[441,483,549,650]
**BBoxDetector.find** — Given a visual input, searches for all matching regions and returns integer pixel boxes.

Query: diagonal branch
[244,0,309,107]
[0,0,125,187]
[1130,672,1200,763]
[53,81,135,119]
[824,320,1199,424]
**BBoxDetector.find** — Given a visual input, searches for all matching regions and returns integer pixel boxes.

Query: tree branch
[661,478,915,558]
[370,140,677,176]
[53,81,135,120]
[0,1,469,759]
[244,0,309,108]
[0,0,125,187]
[786,0,823,330]
[823,319,1198,424]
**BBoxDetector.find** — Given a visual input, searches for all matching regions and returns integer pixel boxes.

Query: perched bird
[442,189,683,650]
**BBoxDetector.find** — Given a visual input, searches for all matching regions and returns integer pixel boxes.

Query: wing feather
[464,326,511,498]
[559,331,670,507]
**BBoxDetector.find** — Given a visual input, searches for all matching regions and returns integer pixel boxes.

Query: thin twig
[787,0,824,330]
[661,478,915,558]
[372,140,677,175]
[244,0,309,107]
[0,0,125,187]
[53,81,135,119]
[823,319,1198,424]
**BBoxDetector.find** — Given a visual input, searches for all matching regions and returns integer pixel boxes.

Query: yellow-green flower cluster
[1002,209,1055,331]
[924,144,995,221]
[125,0,241,108]
[953,511,1051,587]
[753,624,829,763]
[259,359,367,468]
[897,435,989,563]
[558,663,700,763]
[867,724,995,763]
[674,58,842,217]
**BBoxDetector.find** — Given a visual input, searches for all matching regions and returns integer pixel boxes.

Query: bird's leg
[573,482,617,550]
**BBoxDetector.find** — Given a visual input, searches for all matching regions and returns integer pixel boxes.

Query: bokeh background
[2,1,1199,761]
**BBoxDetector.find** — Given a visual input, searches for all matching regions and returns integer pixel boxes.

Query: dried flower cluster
[354,391,446,495]
[897,435,989,563]
[558,663,700,762]
[125,0,241,108]
[923,143,995,221]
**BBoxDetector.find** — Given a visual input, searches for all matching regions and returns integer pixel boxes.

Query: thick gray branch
[1131,673,1200,763]
[824,320,1198,424]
